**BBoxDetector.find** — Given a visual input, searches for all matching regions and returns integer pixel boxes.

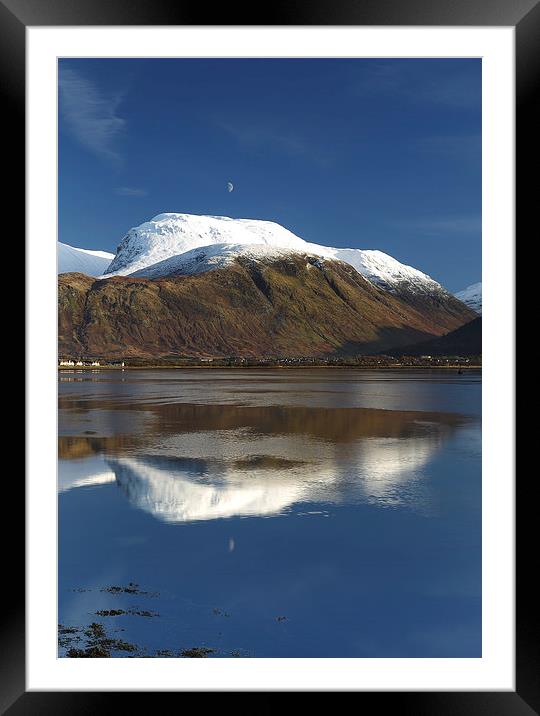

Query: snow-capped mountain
[104,212,446,297]
[129,242,325,279]
[454,282,482,314]
[58,241,114,276]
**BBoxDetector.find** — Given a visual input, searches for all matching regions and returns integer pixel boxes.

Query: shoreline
[59,364,482,371]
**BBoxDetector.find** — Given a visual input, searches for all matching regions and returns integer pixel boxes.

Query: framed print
[9,0,532,711]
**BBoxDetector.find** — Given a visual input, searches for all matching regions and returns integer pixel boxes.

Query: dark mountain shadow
[337,326,437,356]
[387,317,482,357]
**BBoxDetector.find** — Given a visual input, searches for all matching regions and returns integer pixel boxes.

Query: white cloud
[114,186,147,197]
[217,120,332,167]
[59,68,126,165]
[392,215,482,237]
[351,61,481,111]
[418,134,481,158]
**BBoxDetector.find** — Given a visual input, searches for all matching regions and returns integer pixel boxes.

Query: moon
[227,181,234,193]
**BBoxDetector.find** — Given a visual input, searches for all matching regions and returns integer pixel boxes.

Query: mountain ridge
[58,242,114,276]
[104,212,450,301]
[454,282,482,314]
[58,252,475,360]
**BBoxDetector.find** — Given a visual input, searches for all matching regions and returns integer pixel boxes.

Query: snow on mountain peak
[105,213,308,277]
[103,212,447,296]
[130,242,317,279]
[454,282,482,313]
[58,242,114,276]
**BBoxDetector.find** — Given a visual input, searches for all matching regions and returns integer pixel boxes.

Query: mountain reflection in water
[58,402,468,521]
[58,370,481,658]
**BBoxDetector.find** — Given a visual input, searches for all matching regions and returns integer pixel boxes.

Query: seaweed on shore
[212,608,231,618]
[62,622,139,658]
[61,582,243,658]
[100,582,159,597]
[60,618,217,659]
[60,619,249,658]
[95,609,125,617]
[179,647,215,658]
[95,608,159,617]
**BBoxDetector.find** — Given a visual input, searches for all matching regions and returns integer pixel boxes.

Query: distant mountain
[58,242,114,276]
[99,211,475,336]
[105,212,451,299]
[58,250,475,360]
[58,212,476,360]
[455,282,482,314]
[390,317,482,357]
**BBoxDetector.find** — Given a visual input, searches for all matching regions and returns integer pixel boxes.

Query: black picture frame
[8,0,530,711]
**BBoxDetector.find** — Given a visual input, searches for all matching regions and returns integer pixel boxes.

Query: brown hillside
[58,256,475,360]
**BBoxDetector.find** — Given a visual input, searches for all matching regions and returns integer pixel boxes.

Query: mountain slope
[129,242,304,279]
[102,212,473,334]
[58,242,114,276]
[389,317,482,357]
[454,282,482,313]
[104,213,447,298]
[59,253,473,360]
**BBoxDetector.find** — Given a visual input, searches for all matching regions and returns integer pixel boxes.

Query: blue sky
[58,58,481,292]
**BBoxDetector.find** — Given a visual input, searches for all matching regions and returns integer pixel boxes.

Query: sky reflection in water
[59,369,481,658]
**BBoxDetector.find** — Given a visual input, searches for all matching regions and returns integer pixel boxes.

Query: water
[58,368,481,658]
